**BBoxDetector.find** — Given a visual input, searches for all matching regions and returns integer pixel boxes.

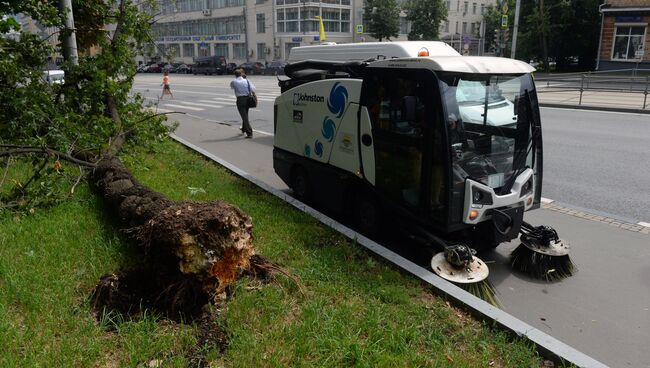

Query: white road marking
[197,100,228,106]
[541,197,554,204]
[638,222,650,228]
[160,103,204,111]
[175,101,224,108]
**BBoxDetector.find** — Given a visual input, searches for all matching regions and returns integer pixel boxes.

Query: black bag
[247,80,257,108]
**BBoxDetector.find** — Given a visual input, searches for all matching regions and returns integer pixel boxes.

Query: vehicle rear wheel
[291,168,312,203]
[353,191,382,236]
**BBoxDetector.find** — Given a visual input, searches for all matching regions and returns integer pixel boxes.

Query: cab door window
[364,71,428,209]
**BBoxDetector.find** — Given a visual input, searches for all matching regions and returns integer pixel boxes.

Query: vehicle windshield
[438,73,537,192]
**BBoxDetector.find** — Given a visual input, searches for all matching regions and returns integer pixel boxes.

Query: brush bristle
[461,280,500,307]
[510,244,576,281]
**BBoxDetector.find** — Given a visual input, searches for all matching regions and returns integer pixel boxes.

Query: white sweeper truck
[272,42,575,298]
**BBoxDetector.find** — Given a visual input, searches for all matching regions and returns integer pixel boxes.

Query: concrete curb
[540,102,650,115]
[169,133,609,368]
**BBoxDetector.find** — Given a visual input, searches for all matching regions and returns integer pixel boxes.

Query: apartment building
[440,0,495,55]
[144,0,496,65]
[597,0,649,70]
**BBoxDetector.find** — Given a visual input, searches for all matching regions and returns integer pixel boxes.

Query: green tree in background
[481,0,600,72]
[404,0,448,40]
[363,0,400,41]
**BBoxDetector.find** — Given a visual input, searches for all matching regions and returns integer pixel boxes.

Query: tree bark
[92,156,255,301]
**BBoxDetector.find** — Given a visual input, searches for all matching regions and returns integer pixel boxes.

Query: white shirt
[230,76,255,97]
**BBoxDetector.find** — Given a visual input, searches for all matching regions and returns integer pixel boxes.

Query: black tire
[353,191,382,236]
[291,168,312,203]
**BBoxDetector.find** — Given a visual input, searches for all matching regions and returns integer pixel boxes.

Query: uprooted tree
[0,0,258,320]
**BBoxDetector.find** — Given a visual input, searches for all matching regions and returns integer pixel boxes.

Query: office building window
[183,43,195,57]
[214,43,228,58]
[257,13,265,33]
[612,25,646,60]
[456,0,460,12]
[444,21,449,33]
[151,17,245,37]
[472,2,476,14]
[462,22,467,34]
[277,6,351,34]
[257,43,266,59]
[233,43,246,59]
[481,4,485,14]
[455,21,458,33]
[463,1,468,14]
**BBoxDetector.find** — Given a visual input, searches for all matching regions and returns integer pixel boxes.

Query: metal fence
[534,69,650,110]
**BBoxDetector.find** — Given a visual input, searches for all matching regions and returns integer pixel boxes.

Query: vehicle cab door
[360,68,448,225]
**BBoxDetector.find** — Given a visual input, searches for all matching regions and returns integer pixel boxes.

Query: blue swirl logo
[303,144,311,157]
[321,117,336,142]
[327,82,348,118]
[314,140,323,157]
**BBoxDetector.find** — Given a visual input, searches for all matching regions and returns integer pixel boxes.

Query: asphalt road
[133,74,650,367]
[541,108,650,223]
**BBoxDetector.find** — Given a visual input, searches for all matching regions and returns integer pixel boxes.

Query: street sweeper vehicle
[272,42,575,298]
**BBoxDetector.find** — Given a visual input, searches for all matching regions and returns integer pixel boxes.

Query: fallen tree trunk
[91,156,255,318]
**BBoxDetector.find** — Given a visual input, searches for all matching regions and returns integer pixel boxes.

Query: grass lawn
[0,138,545,367]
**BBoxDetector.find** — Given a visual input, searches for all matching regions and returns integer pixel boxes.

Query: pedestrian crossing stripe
[177,101,224,108]
[160,103,204,111]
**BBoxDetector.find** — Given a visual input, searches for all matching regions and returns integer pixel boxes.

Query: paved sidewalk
[536,87,649,113]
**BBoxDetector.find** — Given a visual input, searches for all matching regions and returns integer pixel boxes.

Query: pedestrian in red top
[161,70,174,99]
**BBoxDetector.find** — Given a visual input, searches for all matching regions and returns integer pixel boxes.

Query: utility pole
[58,0,78,65]
[243,5,249,62]
[510,0,521,59]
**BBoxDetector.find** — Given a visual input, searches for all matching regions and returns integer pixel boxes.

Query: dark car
[163,64,176,73]
[226,62,238,74]
[193,56,227,75]
[238,61,265,75]
[265,60,287,75]
[146,64,162,73]
[176,64,192,74]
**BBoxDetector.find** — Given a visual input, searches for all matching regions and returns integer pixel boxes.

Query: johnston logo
[293,92,325,105]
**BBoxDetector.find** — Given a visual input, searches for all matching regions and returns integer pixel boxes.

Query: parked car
[163,64,177,73]
[176,64,192,74]
[193,56,228,75]
[42,69,65,85]
[136,64,148,73]
[238,61,265,75]
[226,62,238,74]
[146,64,162,73]
[265,60,287,75]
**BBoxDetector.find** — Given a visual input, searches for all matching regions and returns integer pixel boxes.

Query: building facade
[597,0,650,70]
[143,0,497,65]
[440,0,495,55]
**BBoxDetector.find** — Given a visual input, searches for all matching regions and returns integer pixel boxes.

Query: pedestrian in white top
[230,69,256,138]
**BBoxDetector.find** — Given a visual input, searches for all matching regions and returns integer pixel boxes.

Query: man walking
[230,69,255,138]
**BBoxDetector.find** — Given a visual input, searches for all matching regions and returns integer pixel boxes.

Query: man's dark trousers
[236,96,252,137]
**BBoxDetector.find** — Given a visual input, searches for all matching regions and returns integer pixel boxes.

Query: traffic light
[494,29,500,45]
